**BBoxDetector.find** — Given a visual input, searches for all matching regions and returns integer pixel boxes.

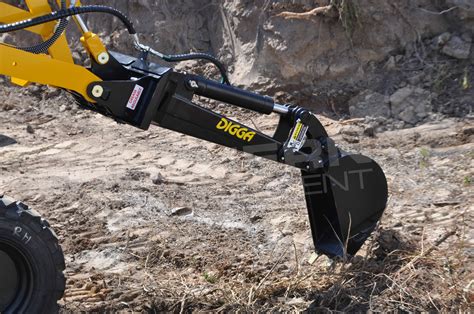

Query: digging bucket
[301,154,388,257]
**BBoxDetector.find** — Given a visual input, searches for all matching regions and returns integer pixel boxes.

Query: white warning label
[126,84,144,110]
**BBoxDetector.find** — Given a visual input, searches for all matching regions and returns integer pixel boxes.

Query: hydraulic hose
[21,18,69,54]
[0,5,136,35]
[1,4,229,83]
[135,40,231,85]
[18,0,68,54]
[163,53,230,85]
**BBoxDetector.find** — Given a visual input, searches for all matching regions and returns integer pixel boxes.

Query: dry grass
[136,227,471,312]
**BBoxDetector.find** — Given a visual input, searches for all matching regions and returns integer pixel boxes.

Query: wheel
[0,195,65,313]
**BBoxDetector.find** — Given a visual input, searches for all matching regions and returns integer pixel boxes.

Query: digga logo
[216,118,256,142]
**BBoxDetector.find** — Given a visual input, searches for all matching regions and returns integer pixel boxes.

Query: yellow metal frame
[0,0,104,102]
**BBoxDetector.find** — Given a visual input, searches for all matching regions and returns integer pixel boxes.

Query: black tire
[0,195,65,314]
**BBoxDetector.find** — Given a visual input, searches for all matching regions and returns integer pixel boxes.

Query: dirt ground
[0,81,472,312]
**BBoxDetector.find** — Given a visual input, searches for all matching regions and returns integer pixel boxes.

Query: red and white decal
[126,84,144,110]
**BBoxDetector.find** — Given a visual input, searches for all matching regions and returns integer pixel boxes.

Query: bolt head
[98,52,110,65]
[188,80,199,89]
[91,85,104,98]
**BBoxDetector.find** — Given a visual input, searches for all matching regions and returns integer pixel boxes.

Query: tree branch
[277,5,338,20]
[418,6,458,15]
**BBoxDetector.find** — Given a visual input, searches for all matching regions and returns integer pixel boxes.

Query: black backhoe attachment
[81,51,389,258]
[0,2,389,311]
[0,1,388,259]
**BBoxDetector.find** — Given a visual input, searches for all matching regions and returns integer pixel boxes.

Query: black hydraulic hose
[21,18,68,54]
[0,4,230,84]
[19,0,68,54]
[0,5,136,35]
[163,53,230,85]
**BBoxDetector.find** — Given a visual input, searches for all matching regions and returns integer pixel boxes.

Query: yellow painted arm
[0,44,100,102]
[0,1,73,63]
[0,0,106,102]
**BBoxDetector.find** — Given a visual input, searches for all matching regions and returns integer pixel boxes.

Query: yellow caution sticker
[288,119,308,151]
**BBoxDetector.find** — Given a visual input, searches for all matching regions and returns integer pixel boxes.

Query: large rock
[390,86,433,124]
[348,90,391,118]
[442,35,472,59]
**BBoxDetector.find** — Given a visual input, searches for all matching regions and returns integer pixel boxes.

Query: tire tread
[0,195,65,313]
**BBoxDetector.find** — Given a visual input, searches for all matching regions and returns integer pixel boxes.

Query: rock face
[348,90,390,118]
[390,86,433,125]
[79,0,454,88]
[446,0,474,29]
[2,0,472,118]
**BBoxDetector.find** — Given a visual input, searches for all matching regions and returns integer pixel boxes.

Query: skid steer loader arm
[0,0,388,258]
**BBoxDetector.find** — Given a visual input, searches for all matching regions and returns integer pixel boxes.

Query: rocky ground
[0,77,472,311]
